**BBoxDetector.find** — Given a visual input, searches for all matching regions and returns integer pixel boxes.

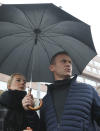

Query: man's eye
[62,60,66,63]
[69,61,72,64]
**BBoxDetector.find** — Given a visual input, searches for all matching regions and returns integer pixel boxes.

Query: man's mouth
[64,68,71,72]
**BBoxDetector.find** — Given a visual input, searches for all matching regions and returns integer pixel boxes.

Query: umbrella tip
[59,6,62,9]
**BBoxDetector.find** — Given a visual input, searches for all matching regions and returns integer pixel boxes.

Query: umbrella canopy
[0,3,97,83]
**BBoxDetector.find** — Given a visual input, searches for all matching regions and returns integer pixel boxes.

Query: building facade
[77,55,100,91]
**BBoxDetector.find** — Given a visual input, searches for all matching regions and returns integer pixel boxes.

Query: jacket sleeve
[39,108,46,131]
[92,88,100,126]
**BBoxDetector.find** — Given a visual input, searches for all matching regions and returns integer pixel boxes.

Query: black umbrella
[0,3,97,83]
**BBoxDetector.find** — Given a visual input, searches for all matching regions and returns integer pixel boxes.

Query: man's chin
[62,75,71,80]
[65,74,71,78]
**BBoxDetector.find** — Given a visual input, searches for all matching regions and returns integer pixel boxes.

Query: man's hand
[22,93,34,110]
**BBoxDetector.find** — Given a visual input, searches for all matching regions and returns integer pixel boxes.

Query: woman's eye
[16,79,21,82]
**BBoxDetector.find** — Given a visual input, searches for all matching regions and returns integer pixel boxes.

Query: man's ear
[49,65,55,72]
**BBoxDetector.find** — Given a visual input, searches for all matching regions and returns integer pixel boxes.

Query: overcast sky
[0,0,100,55]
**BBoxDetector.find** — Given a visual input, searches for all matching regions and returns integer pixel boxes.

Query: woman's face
[8,75,26,91]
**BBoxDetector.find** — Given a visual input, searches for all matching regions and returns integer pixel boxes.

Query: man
[40,51,100,131]
[0,73,39,131]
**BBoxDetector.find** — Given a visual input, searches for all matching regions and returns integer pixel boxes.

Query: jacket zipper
[57,123,60,129]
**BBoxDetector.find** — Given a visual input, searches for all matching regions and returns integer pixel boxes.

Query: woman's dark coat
[0,89,39,131]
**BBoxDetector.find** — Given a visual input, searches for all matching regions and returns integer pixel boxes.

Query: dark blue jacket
[40,78,100,131]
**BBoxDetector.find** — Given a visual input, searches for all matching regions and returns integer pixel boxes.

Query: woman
[0,73,39,131]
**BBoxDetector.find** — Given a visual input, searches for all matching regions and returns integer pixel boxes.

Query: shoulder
[75,81,93,88]
[73,81,95,93]
[0,90,9,99]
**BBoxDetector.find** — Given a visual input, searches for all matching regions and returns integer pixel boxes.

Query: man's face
[9,75,26,91]
[49,54,72,80]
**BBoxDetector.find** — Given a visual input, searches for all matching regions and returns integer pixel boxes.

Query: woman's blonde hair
[7,73,25,88]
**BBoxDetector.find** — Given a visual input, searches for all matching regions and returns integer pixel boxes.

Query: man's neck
[54,75,71,81]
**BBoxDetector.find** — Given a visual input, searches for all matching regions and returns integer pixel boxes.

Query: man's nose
[65,62,70,66]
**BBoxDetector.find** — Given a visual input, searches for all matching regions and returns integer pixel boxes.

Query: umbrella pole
[28,82,43,111]
[37,82,40,100]
[37,82,41,116]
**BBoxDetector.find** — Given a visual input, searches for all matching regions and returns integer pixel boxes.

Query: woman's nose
[21,80,25,84]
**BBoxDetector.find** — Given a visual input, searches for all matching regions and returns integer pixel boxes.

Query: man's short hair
[50,51,70,64]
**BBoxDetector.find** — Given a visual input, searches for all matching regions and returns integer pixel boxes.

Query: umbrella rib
[39,36,51,63]
[41,21,80,33]
[41,22,64,33]
[0,37,32,67]
[13,5,37,30]
[41,33,63,37]
[40,35,68,53]
[13,37,34,73]
[39,36,54,80]
[42,36,67,51]
[15,7,36,30]
[25,38,36,81]
[45,36,82,74]
[37,5,52,29]
[0,21,32,31]
[41,32,92,50]
[0,31,34,40]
